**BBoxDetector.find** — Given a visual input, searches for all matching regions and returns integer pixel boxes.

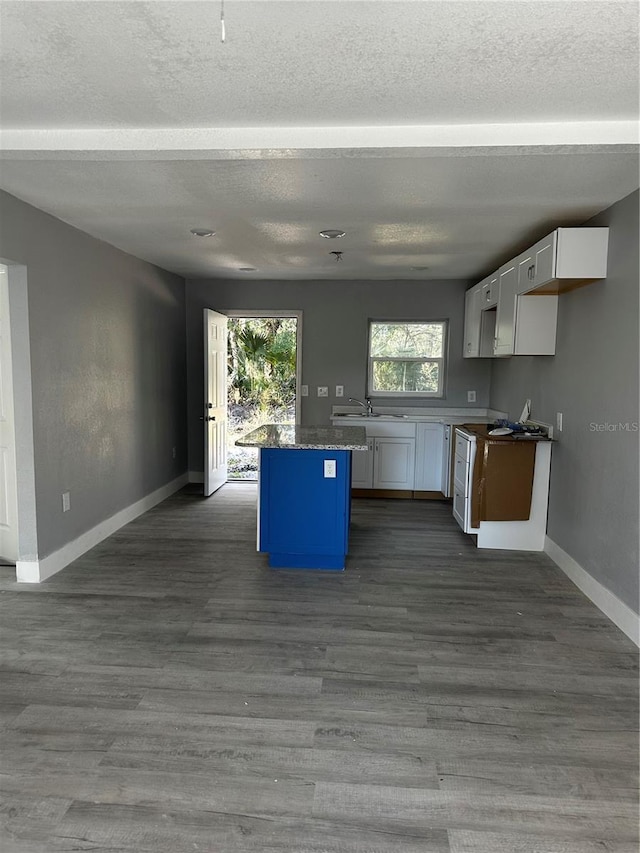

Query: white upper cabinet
[464,275,498,359]
[518,227,609,295]
[465,226,609,358]
[481,272,499,308]
[463,284,482,358]
[494,261,518,356]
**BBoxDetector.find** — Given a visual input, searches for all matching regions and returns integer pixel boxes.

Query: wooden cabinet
[414,423,444,491]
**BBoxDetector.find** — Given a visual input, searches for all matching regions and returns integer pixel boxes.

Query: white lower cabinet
[349,422,416,490]
[373,436,416,490]
[351,438,374,488]
[414,423,444,491]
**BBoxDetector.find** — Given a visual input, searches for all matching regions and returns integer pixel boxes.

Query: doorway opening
[226,314,300,481]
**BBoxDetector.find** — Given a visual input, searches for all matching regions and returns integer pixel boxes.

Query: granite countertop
[236,424,368,451]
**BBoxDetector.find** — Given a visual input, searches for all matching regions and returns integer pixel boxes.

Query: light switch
[324,459,336,478]
[467,390,476,403]
[317,386,328,397]
[62,491,71,512]
[301,384,308,397]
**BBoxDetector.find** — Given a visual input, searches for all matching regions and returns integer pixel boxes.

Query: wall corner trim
[15,473,189,584]
[544,535,639,647]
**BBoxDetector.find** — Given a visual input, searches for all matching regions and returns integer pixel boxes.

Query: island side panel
[259,448,352,570]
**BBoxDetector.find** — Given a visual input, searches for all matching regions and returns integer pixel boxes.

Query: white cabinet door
[414,423,444,491]
[532,233,556,288]
[513,294,558,355]
[441,425,452,497]
[373,437,416,490]
[481,273,499,308]
[516,248,536,295]
[463,284,482,357]
[351,439,374,488]
[494,262,518,355]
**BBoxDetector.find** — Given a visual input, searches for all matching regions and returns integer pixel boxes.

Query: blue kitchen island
[236,424,367,571]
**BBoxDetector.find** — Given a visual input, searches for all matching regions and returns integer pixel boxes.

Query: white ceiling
[0,0,638,280]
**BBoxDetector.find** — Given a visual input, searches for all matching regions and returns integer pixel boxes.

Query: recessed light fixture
[239,267,257,272]
[190,228,215,237]
[319,229,346,239]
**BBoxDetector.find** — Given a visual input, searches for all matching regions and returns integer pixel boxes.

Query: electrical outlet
[317,386,328,397]
[62,491,71,512]
[301,384,308,397]
[335,385,344,397]
[467,390,476,403]
[324,459,337,478]
[556,412,563,432]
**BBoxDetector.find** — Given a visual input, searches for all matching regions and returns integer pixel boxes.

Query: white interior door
[0,266,18,563]
[204,309,228,496]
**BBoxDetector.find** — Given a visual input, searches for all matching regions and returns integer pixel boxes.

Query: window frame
[367,319,448,398]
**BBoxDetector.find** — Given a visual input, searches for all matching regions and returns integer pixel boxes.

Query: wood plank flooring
[1,483,638,852]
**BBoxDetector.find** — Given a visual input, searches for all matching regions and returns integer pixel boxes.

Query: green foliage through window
[369,321,446,396]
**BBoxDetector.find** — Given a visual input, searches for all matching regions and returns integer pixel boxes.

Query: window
[368,321,447,397]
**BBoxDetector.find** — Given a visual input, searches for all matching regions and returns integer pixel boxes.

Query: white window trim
[367,320,447,398]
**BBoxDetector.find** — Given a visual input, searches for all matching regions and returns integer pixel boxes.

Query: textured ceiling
[0,0,638,280]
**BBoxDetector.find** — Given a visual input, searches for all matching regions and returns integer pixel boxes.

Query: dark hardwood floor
[1,483,638,852]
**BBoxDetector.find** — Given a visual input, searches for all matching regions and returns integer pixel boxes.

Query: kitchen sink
[335,412,408,419]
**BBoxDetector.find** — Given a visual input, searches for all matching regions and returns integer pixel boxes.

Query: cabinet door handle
[528,264,535,280]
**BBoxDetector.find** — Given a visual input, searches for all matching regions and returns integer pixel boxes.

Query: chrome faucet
[349,396,374,416]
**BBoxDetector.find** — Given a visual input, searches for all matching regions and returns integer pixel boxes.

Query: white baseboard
[545,535,639,647]
[16,473,189,584]
[188,470,204,484]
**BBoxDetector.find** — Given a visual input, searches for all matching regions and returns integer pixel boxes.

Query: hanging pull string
[220,0,226,43]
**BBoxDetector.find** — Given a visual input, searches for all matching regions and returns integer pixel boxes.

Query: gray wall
[490,189,639,613]
[0,190,188,559]
[185,277,492,473]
